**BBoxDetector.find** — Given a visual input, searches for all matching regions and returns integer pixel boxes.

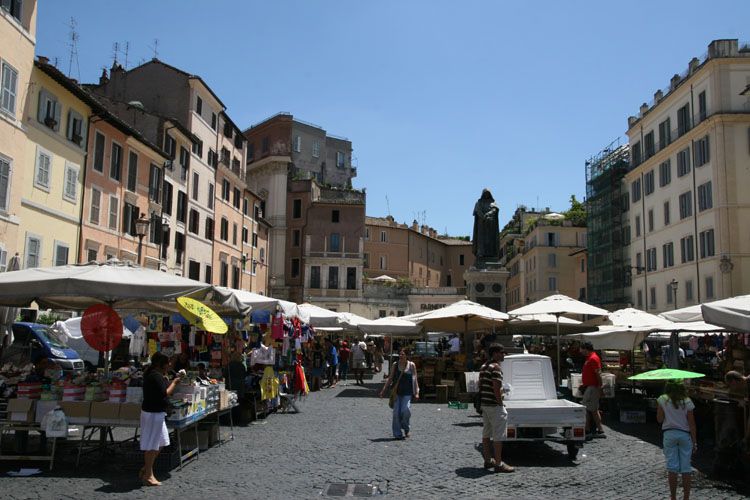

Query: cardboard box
[118,403,141,424]
[8,398,35,422]
[35,400,60,423]
[90,402,120,424]
[60,401,92,424]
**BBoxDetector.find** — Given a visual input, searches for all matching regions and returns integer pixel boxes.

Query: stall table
[0,421,58,471]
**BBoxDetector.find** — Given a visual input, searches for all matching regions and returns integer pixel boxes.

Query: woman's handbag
[388,365,406,409]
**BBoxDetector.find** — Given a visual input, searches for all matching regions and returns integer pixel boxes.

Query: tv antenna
[112,42,119,66]
[149,38,159,59]
[66,17,80,79]
[123,41,130,69]
[385,195,391,217]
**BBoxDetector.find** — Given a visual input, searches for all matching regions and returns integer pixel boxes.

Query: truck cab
[2,322,84,373]
[501,354,587,459]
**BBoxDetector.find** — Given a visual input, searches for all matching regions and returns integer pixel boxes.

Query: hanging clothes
[271,312,285,340]
[129,325,147,358]
[294,355,309,396]
[260,366,279,400]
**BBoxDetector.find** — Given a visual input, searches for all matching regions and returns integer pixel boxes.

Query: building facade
[625,39,750,313]
[0,0,36,268]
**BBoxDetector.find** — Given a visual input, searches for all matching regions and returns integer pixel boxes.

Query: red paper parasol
[81,304,123,352]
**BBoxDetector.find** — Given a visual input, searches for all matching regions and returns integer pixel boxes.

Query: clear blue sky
[37,0,749,236]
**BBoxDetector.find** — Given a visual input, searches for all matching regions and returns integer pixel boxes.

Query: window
[52,242,68,267]
[677,103,691,136]
[232,223,237,245]
[66,110,85,146]
[242,226,248,243]
[676,147,691,177]
[262,137,269,153]
[149,212,162,244]
[679,192,692,219]
[188,209,199,234]
[188,261,200,280]
[208,183,214,210]
[459,254,465,266]
[0,61,18,117]
[192,139,203,159]
[662,242,674,268]
[211,112,217,131]
[90,188,101,224]
[705,276,714,299]
[698,91,707,122]
[635,215,641,237]
[680,235,695,263]
[122,202,138,236]
[666,284,673,305]
[163,133,176,159]
[548,253,557,268]
[162,180,173,215]
[330,233,340,252]
[291,258,300,278]
[0,154,10,212]
[685,280,694,301]
[631,141,642,166]
[663,201,670,226]
[233,188,241,210]
[658,118,671,149]
[644,131,655,159]
[581,258,585,273]
[363,253,369,268]
[636,252,642,274]
[207,149,217,168]
[63,163,78,202]
[622,192,630,212]
[37,89,60,131]
[243,198,248,216]
[93,132,105,172]
[25,235,41,268]
[695,135,710,167]
[698,181,712,211]
[176,191,187,223]
[195,95,202,115]
[646,247,657,271]
[347,267,356,290]
[231,264,240,289]
[293,136,301,153]
[336,151,345,168]
[332,210,340,223]
[252,232,258,247]
[220,218,229,241]
[293,199,302,218]
[148,164,162,202]
[650,287,656,308]
[648,209,654,232]
[328,266,339,289]
[699,229,715,258]
[220,261,228,287]
[108,195,118,230]
[548,276,557,291]
[179,146,189,180]
[174,232,184,265]
[631,178,641,202]
[87,248,97,262]
[223,121,233,139]
[192,172,199,201]
[222,179,230,201]
[659,160,671,187]
[32,147,52,190]
[292,230,300,247]
[205,265,212,284]
[205,217,214,240]
[380,255,387,270]
[636,289,643,309]
[312,140,320,158]
[310,266,321,288]
[161,228,170,259]
[220,147,230,166]
[379,310,386,318]
[124,151,138,192]
[110,142,122,181]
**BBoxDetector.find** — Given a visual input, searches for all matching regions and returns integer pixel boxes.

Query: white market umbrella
[567,308,674,351]
[509,294,609,384]
[371,275,397,282]
[659,304,704,323]
[352,316,423,338]
[335,312,373,335]
[298,303,343,328]
[701,295,750,333]
[410,299,509,333]
[0,260,214,312]
[210,286,306,321]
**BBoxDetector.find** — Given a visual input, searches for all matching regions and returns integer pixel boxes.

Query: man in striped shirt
[479,343,514,473]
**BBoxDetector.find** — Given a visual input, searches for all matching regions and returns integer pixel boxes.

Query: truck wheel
[566,443,579,460]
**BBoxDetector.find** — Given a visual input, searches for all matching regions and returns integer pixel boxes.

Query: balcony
[306,251,362,259]
[313,185,365,205]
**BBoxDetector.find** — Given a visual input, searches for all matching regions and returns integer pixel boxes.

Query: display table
[0,421,58,471]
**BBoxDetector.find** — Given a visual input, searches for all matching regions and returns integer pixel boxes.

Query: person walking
[579,342,605,438]
[379,349,419,439]
[310,342,325,391]
[338,341,351,385]
[479,343,514,473]
[325,338,339,388]
[657,380,697,500]
[351,340,367,386]
[140,352,183,486]
[373,343,385,374]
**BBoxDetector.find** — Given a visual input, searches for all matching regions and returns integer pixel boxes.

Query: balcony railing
[306,251,362,259]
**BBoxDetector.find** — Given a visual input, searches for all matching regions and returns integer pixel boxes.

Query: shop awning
[209,287,306,321]
[701,295,750,333]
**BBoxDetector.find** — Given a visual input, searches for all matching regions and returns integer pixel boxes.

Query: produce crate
[447,401,468,409]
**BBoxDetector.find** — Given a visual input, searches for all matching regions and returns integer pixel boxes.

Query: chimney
[627,116,637,127]
[707,39,738,59]
[654,90,663,102]
[670,74,681,90]
[37,55,49,65]
[420,225,428,235]
[99,68,109,86]
[688,57,700,74]
[639,103,649,116]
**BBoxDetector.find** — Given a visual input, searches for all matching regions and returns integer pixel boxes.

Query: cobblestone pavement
[1,375,747,499]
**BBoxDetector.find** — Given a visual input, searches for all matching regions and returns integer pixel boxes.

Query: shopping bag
[42,408,68,438]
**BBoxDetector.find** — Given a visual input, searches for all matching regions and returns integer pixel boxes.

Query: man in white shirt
[448,334,461,354]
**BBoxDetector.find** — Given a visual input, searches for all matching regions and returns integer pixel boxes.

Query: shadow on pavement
[469,442,577,468]
[455,466,494,478]
[453,422,483,428]
[368,437,402,443]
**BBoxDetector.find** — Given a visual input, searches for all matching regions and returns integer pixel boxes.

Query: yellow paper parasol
[177,296,228,334]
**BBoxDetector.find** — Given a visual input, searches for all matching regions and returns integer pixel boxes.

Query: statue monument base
[463,264,509,312]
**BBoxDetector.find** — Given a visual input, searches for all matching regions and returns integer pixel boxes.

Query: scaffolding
[586,138,631,309]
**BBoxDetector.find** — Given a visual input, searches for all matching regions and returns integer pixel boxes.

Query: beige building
[625,39,750,312]
[0,0,36,268]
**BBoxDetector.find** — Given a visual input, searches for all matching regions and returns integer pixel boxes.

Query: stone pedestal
[463,264,510,312]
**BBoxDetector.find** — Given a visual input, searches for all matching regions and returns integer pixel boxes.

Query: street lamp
[669,279,679,310]
[135,214,151,266]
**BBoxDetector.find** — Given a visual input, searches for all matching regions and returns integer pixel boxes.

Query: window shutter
[66,110,73,139]
[37,90,46,123]
[53,98,61,131]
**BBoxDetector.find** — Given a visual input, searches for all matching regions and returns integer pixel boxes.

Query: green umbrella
[628,368,706,381]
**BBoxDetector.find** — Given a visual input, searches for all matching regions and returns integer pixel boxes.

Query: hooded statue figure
[472,189,500,267]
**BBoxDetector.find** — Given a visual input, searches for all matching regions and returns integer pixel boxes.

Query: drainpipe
[690,85,701,302]
[641,170,648,310]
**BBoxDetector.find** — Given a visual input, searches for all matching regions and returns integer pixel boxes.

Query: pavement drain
[322,482,385,497]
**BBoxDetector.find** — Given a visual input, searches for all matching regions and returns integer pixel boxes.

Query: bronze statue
[472,189,500,267]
